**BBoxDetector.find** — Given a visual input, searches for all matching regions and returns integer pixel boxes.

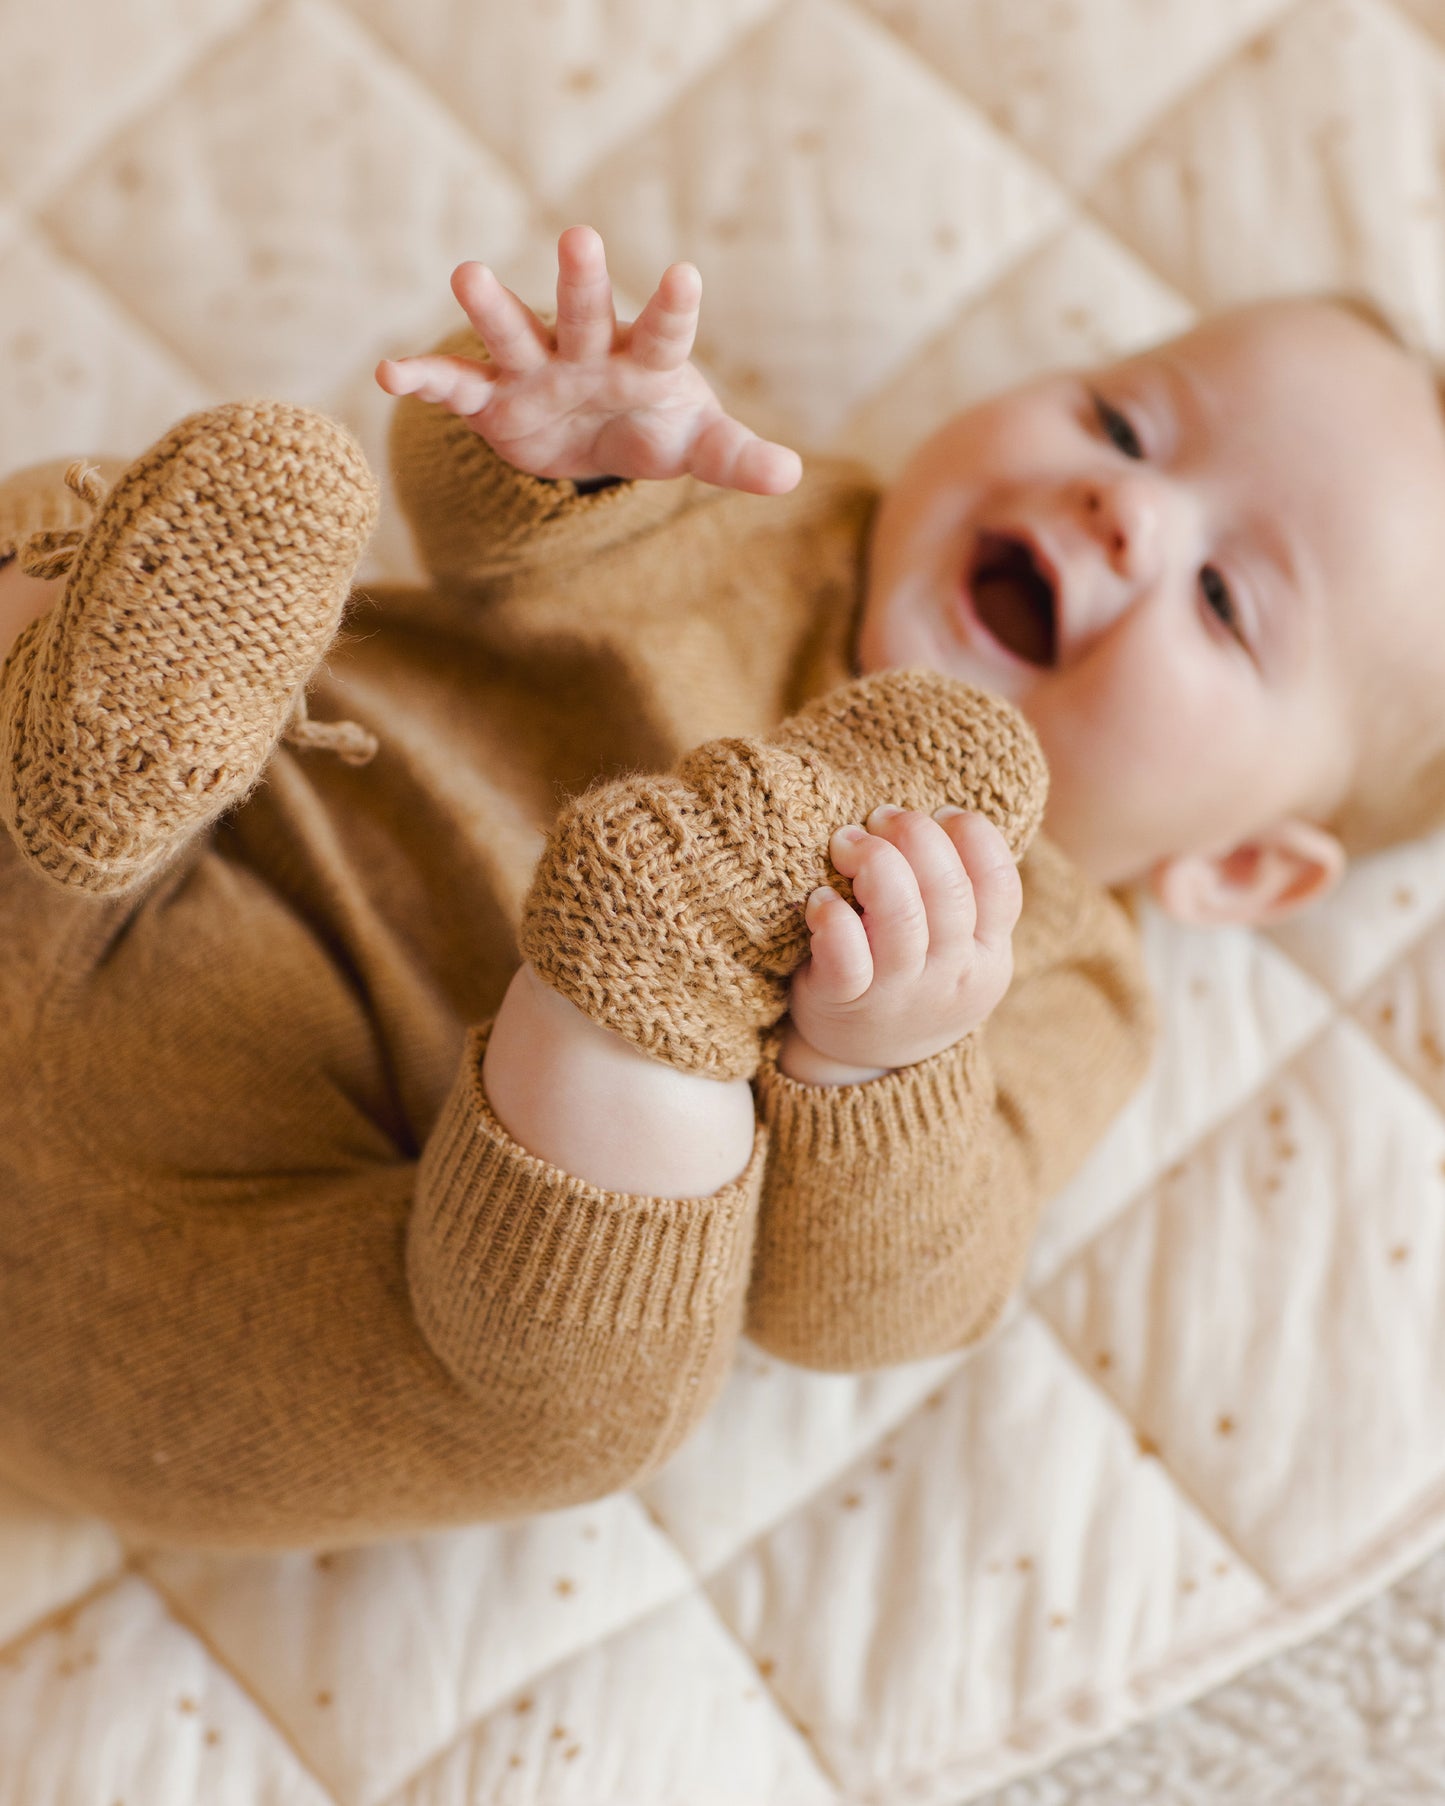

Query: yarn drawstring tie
[17,460,379,768]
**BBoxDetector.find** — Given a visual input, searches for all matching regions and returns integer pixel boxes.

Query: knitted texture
[0,455,117,564]
[0,401,380,897]
[0,348,1158,1550]
[518,666,1049,1080]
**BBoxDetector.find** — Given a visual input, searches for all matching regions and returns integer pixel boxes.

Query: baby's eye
[1199,564,1245,645]
[1090,391,1145,461]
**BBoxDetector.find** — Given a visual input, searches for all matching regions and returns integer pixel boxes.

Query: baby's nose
[1078,473,1162,585]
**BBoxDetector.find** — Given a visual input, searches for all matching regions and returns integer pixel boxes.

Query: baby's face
[856,297,1445,907]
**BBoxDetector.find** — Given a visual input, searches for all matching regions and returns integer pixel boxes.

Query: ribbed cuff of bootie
[518,667,1050,1082]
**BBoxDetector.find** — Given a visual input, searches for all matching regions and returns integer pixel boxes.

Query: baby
[0,225,1441,1552]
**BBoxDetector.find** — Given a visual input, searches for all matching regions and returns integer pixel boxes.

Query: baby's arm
[378,230,847,1191]
[745,835,1159,1370]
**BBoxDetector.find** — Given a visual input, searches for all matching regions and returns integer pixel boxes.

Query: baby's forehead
[1107,294,1420,398]
[1112,298,1442,504]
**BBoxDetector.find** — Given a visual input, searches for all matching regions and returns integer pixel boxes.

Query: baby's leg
[1,827,767,1550]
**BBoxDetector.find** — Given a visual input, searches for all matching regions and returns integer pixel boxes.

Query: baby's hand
[785,806,1023,1072]
[375,225,803,496]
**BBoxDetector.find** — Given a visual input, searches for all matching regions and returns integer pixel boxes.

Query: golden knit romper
[0,401,1049,1083]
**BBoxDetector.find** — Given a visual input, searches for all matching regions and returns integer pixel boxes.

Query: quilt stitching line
[1326,879,1445,1012]
[19,212,225,407]
[1071,0,1445,330]
[1022,995,1340,1296]
[827,206,1164,453]
[326,0,791,226]
[138,1559,345,1806]
[824,0,1082,294]
[5,0,272,221]
[1026,966,1445,1318]
[855,0,1310,198]
[1026,1305,1271,1589]
[309,0,544,206]
[0,1563,127,1674]
[369,1558,846,1806]
[847,1320,1278,1804]
[627,1475,855,1801]
[29,0,512,410]
[1027,870,1445,1298]
[896,1451,1445,1802]
[1332,997,1445,1168]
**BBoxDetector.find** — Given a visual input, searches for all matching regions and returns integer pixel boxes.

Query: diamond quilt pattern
[2,0,1444,1801]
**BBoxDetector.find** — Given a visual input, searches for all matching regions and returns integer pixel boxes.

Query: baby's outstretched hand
[375,225,803,496]
[785,805,1023,1073]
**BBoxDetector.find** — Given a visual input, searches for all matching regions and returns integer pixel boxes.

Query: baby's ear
[1146,818,1346,928]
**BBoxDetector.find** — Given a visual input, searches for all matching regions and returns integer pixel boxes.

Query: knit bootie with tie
[0,401,380,897]
[518,667,1050,1082]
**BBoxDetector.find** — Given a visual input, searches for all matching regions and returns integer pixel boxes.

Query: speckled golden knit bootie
[519,667,1050,1081]
[0,401,380,897]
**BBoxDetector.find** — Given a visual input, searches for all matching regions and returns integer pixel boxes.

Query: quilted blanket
[3,0,1445,1801]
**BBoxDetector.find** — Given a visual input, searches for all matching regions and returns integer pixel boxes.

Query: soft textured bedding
[3,0,1445,1801]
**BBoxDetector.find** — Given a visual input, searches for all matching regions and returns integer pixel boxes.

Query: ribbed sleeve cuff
[752,1021,995,1159]
[408,1019,768,1394]
[744,1025,1020,1370]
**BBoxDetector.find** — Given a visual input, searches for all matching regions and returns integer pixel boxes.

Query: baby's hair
[1297,287,1445,862]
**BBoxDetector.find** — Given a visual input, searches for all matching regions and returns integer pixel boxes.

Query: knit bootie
[518,667,1049,1081]
[0,401,381,897]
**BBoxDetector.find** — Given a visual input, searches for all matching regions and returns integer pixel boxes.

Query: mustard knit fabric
[520,666,1050,1078]
[1,406,380,896]
[0,324,1158,1551]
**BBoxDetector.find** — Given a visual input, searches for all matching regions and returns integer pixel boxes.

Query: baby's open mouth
[967,532,1057,667]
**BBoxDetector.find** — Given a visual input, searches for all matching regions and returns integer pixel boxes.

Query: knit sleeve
[386,323,723,583]
[406,1016,765,1451]
[0,865,766,1550]
[743,836,1159,1372]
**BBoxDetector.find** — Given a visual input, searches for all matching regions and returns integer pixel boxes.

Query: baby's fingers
[688,415,804,496]
[801,888,873,1003]
[450,262,552,375]
[935,809,1023,954]
[375,353,496,417]
[554,225,618,363]
[628,262,703,372]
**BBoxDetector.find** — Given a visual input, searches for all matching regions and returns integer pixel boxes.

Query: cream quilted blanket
[4,1,1445,1801]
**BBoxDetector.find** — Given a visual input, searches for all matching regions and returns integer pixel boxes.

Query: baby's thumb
[690,417,802,495]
